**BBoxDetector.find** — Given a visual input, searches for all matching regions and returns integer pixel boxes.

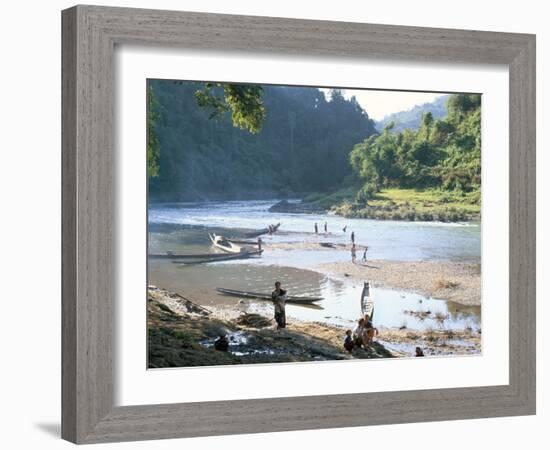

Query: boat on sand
[173,252,263,265]
[209,233,243,253]
[244,223,281,238]
[360,282,374,320]
[149,250,262,262]
[216,287,323,304]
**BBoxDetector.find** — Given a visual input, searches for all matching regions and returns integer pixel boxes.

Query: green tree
[147,81,377,201]
[349,93,481,200]
[195,83,266,133]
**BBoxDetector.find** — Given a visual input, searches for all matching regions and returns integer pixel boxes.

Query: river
[148,200,481,333]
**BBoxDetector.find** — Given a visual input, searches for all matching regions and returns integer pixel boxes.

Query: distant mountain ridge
[375,94,449,133]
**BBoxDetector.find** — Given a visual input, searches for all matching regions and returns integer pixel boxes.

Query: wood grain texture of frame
[61,4,536,444]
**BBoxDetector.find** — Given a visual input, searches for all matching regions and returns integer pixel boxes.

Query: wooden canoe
[149,250,263,261]
[216,287,323,304]
[209,233,243,253]
[243,223,281,238]
[172,251,263,265]
[226,238,259,245]
[360,281,375,321]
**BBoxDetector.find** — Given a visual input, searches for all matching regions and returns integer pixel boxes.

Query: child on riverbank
[344,329,354,352]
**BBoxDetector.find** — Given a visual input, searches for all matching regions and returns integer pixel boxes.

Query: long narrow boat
[360,281,375,321]
[209,233,243,253]
[216,287,323,304]
[150,252,239,260]
[149,250,263,260]
[226,238,259,245]
[243,223,281,238]
[173,252,262,265]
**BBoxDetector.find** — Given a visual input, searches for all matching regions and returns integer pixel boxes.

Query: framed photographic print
[62,4,536,444]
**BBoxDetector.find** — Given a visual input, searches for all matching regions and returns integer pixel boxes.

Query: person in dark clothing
[415,347,425,357]
[343,329,355,352]
[351,231,355,243]
[362,246,368,262]
[342,226,347,232]
[214,335,229,352]
[351,243,357,263]
[314,222,318,234]
[324,221,328,233]
[257,237,263,252]
[271,281,287,329]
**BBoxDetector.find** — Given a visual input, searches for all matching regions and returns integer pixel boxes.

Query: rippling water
[149,199,480,261]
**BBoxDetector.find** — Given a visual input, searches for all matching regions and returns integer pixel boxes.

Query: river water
[148,200,481,332]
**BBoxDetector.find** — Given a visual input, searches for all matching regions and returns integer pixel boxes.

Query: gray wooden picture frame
[61,4,536,444]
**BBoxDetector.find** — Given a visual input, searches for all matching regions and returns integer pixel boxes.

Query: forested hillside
[375,95,448,133]
[324,94,481,221]
[351,94,481,199]
[148,80,377,201]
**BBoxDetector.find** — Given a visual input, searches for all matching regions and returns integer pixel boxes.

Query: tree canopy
[349,94,481,204]
[147,80,377,201]
[194,83,265,133]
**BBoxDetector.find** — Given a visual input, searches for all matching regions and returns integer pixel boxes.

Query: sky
[321,88,445,121]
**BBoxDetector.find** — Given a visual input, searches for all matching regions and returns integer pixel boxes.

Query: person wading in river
[314,222,318,234]
[351,231,355,244]
[271,281,287,330]
[257,237,263,252]
[324,221,328,233]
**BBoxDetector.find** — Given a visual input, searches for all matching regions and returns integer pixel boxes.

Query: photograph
[146,79,482,368]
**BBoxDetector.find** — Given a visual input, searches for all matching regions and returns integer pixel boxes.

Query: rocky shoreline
[147,286,481,369]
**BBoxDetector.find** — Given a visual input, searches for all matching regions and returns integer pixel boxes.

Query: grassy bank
[305,188,480,222]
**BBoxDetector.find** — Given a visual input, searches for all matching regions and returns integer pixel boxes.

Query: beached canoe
[360,282,375,321]
[148,250,263,264]
[173,252,264,265]
[216,287,323,304]
[243,223,281,238]
[226,238,260,245]
[209,233,243,253]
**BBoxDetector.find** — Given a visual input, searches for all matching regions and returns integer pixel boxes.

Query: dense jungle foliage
[350,94,481,205]
[147,80,377,201]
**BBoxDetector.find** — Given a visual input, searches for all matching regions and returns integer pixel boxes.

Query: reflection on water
[247,278,480,331]
[149,257,480,332]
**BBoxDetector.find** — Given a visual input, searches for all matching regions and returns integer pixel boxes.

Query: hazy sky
[321,88,446,121]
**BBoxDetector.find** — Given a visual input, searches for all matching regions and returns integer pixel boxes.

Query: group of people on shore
[269,281,426,358]
[313,221,369,263]
[344,315,378,352]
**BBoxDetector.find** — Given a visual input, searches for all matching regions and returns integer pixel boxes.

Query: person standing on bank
[351,243,357,264]
[271,281,287,330]
[362,246,368,262]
